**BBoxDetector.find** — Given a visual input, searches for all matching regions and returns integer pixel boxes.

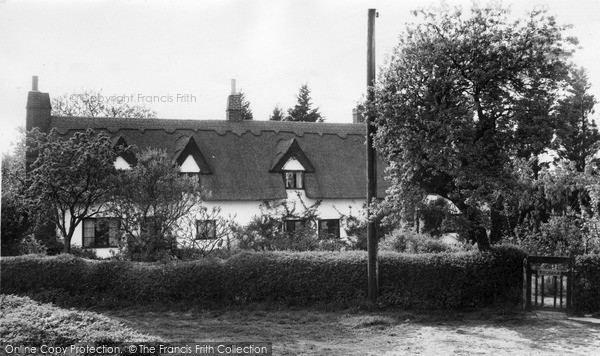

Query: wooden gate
[523,256,573,312]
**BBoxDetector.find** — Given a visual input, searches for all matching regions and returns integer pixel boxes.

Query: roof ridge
[50,116,367,138]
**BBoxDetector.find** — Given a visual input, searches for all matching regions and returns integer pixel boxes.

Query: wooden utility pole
[366,8,378,303]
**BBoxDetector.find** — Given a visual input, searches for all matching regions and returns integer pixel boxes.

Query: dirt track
[106,308,600,355]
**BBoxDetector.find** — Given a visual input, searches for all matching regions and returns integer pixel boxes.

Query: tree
[372,5,576,250]
[239,90,254,121]
[51,90,157,118]
[555,66,599,172]
[286,84,324,122]
[105,149,204,261]
[269,105,285,121]
[1,128,29,255]
[26,128,123,253]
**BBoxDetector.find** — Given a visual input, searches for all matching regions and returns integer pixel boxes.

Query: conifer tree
[286,84,324,122]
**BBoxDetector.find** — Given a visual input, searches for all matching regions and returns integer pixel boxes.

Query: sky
[1,0,600,154]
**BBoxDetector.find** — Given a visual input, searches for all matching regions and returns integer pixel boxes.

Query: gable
[175,136,212,174]
[111,135,136,165]
[114,156,132,170]
[282,158,305,171]
[270,138,315,173]
[180,154,201,173]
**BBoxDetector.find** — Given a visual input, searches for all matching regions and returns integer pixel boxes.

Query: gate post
[566,256,574,314]
[523,257,531,311]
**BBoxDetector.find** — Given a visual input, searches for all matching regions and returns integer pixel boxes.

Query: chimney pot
[231,79,236,95]
[32,76,39,91]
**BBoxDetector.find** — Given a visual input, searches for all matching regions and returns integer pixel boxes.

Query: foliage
[1,128,30,256]
[237,195,346,251]
[285,84,324,122]
[573,253,600,313]
[105,149,204,262]
[372,4,577,250]
[26,128,124,253]
[380,229,460,254]
[507,161,600,256]
[17,235,48,256]
[337,206,391,250]
[1,247,526,309]
[238,89,254,121]
[269,105,285,121]
[0,294,159,344]
[554,66,600,172]
[51,90,156,118]
[378,245,527,309]
[419,196,463,237]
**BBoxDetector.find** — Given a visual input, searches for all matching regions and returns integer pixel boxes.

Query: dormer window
[175,136,212,182]
[111,136,135,170]
[179,154,201,181]
[282,157,305,189]
[271,139,315,191]
[284,171,303,189]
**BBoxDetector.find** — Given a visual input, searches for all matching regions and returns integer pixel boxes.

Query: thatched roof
[49,117,389,201]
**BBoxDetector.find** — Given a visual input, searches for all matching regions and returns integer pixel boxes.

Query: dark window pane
[318,219,340,239]
[83,219,95,248]
[95,219,110,247]
[284,219,306,233]
[283,171,304,189]
[197,220,217,240]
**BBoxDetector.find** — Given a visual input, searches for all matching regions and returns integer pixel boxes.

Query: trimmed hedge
[0,247,527,309]
[574,254,600,313]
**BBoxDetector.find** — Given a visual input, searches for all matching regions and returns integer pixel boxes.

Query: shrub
[0,294,159,344]
[18,235,47,255]
[380,229,456,253]
[69,246,100,260]
[573,253,600,313]
[0,246,527,309]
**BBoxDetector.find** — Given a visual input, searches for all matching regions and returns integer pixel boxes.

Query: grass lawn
[103,305,600,355]
[3,295,599,355]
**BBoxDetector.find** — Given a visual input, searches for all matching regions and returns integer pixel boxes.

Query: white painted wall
[66,191,366,258]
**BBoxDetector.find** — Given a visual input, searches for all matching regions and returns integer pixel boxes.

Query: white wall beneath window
[64,194,366,258]
[204,191,365,239]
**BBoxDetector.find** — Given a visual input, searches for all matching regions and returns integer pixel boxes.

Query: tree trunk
[489,195,505,245]
[452,199,491,251]
[63,235,72,253]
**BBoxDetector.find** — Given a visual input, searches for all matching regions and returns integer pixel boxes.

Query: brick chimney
[26,76,52,173]
[226,79,243,122]
[26,76,52,132]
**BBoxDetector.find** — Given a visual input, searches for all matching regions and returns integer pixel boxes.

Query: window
[82,218,119,248]
[318,219,340,239]
[196,220,217,240]
[283,219,306,233]
[283,171,304,189]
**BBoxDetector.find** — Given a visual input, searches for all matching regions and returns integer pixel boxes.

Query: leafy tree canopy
[26,128,125,253]
[554,66,600,172]
[52,90,157,118]
[372,5,578,250]
[106,149,204,261]
[1,128,29,255]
